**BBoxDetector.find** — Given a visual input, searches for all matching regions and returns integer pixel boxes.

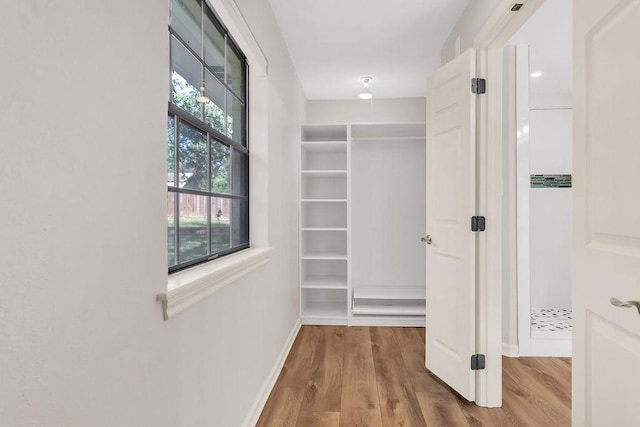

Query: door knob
[610,297,640,315]
[421,235,433,245]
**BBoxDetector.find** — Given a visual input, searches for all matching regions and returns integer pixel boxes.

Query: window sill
[157,247,273,320]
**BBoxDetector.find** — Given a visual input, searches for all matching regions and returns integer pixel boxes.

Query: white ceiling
[268,0,469,100]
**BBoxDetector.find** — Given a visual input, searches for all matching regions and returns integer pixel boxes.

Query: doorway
[502,0,574,358]
[466,0,573,406]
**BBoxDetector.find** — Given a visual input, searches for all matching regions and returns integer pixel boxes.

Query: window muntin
[168,0,249,273]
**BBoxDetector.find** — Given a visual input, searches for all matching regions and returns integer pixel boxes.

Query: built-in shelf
[353,287,425,300]
[301,227,347,231]
[352,287,426,317]
[302,301,348,318]
[351,302,426,316]
[301,199,348,203]
[301,141,347,152]
[299,122,426,327]
[301,201,347,228]
[300,124,350,324]
[302,124,348,141]
[302,276,348,289]
[301,251,348,260]
[351,136,426,142]
[301,170,347,177]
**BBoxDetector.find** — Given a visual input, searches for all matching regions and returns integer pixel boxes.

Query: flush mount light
[196,85,210,103]
[359,76,373,100]
[530,71,543,78]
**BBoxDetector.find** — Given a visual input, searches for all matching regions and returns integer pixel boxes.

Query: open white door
[574,1,640,425]
[425,48,477,401]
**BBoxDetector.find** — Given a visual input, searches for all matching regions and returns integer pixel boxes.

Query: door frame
[471,0,546,407]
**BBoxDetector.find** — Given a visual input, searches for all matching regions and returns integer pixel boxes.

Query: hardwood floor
[257,326,571,427]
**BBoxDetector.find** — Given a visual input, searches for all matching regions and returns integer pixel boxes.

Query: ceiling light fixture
[196,85,210,103]
[359,76,373,100]
[530,71,542,78]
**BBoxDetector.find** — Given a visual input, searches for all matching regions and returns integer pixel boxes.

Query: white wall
[0,1,305,426]
[441,0,502,64]
[351,140,426,291]
[502,46,519,351]
[307,98,426,123]
[529,109,573,310]
[508,0,573,108]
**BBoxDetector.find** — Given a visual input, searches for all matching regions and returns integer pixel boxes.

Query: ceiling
[268,0,469,100]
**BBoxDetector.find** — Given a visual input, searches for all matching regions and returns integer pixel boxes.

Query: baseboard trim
[502,342,519,357]
[242,318,301,427]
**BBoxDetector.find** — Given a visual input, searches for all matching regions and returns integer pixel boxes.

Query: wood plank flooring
[257,326,571,427]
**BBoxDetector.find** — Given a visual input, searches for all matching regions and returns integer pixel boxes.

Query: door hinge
[471,216,486,232]
[471,354,486,370]
[471,78,486,94]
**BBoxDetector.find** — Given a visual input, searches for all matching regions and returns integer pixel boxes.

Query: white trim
[474,46,504,408]
[207,0,271,249]
[514,44,534,357]
[349,317,425,327]
[473,0,545,50]
[157,248,273,320]
[207,0,268,76]
[242,320,301,427]
[502,342,519,358]
[301,317,348,326]
[519,336,571,357]
[472,0,545,408]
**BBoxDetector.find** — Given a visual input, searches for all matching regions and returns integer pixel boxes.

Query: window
[168,0,249,273]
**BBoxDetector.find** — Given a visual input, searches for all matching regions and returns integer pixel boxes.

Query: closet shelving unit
[299,124,349,325]
[299,122,426,327]
[349,123,426,326]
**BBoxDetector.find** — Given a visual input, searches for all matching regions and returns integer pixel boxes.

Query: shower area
[504,0,573,357]
[514,43,572,357]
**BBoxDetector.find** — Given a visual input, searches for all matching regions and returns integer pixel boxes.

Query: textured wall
[0,1,305,425]
[307,98,426,123]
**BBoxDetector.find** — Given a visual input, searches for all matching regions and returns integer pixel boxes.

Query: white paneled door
[574,0,640,425]
[425,48,477,401]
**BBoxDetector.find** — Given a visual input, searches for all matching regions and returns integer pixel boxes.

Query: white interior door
[574,1,640,425]
[425,48,477,401]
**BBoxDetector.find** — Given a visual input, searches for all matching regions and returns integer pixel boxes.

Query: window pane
[178,193,208,263]
[168,192,176,267]
[211,140,230,194]
[168,115,176,187]
[231,199,249,247]
[171,0,202,54]
[227,91,244,145]
[204,70,225,133]
[204,6,225,79]
[226,41,245,99]
[232,149,248,197]
[178,121,208,191]
[171,36,202,120]
[210,197,231,253]
[167,0,249,272]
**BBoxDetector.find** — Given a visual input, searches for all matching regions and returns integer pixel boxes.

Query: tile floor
[531,308,573,332]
